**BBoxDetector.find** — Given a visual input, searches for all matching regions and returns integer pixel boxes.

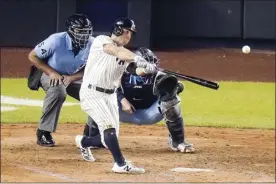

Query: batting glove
[143,63,158,74]
[134,55,158,74]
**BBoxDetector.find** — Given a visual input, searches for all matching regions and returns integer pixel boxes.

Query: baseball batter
[82,47,195,153]
[76,18,157,174]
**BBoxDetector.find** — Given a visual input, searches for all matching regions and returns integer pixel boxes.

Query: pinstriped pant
[80,87,119,148]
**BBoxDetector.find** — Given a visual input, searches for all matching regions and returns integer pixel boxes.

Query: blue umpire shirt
[34,32,93,75]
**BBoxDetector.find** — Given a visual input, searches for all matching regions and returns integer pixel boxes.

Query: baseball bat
[160,69,219,90]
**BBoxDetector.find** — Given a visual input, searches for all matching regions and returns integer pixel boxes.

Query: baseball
[242,45,251,54]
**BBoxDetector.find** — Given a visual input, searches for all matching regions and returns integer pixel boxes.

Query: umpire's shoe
[37,129,55,147]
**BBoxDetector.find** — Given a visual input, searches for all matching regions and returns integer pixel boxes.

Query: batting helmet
[66,14,93,49]
[135,47,160,66]
[112,18,136,36]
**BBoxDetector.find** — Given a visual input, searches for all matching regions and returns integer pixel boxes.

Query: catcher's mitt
[154,74,179,101]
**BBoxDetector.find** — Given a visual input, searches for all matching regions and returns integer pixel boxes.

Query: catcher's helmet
[66,14,92,49]
[112,18,136,36]
[135,47,160,66]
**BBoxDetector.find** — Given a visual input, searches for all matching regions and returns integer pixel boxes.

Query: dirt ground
[1,124,275,182]
[1,47,275,182]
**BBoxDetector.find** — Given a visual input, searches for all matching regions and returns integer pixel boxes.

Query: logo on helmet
[130,20,136,32]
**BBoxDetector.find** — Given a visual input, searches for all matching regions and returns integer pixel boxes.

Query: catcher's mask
[66,14,93,49]
[135,47,160,66]
[112,17,136,36]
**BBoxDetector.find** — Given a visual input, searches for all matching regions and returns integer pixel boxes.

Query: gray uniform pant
[39,73,92,132]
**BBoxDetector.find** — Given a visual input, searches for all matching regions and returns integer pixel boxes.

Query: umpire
[28,14,93,147]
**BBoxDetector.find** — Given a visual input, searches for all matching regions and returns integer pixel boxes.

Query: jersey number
[38,41,44,47]
[41,49,47,55]
[116,58,125,65]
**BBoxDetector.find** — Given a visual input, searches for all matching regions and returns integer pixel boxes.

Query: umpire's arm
[28,35,58,76]
[28,49,56,76]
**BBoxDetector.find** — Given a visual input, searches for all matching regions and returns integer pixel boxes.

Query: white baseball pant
[80,88,119,148]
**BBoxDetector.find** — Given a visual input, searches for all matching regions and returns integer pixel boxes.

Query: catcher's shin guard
[166,117,184,146]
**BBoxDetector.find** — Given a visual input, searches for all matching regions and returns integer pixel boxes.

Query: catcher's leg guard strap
[161,103,184,145]
[166,117,184,145]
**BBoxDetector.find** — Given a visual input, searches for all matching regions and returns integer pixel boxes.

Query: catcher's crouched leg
[161,101,195,153]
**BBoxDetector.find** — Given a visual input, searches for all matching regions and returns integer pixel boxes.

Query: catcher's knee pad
[161,102,181,122]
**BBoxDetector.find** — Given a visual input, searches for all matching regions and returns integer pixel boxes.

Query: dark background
[0,0,275,48]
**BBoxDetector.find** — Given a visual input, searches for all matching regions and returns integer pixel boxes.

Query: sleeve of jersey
[34,35,56,60]
[117,86,125,102]
[92,35,113,51]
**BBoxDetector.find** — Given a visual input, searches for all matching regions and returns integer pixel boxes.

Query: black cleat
[37,129,55,147]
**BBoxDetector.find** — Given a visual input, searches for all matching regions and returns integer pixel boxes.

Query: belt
[88,84,115,94]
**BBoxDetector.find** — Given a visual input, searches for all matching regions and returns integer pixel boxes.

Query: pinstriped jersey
[81,35,129,89]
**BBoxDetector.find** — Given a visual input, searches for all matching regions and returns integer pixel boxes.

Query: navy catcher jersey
[120,73,158,109]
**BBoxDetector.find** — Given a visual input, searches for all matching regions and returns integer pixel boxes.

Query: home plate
[171,167,214,173]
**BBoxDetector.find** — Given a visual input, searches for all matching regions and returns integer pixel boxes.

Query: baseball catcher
[81,47,194,153]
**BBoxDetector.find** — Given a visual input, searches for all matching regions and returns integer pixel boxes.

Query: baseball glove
[155,74,179,101]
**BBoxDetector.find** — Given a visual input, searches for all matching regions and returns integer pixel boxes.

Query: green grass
[1,78,275,129]
[180,81,275,129]
[1,79,87,123]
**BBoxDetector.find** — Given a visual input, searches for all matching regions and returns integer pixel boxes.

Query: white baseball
[242,45,251,54]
